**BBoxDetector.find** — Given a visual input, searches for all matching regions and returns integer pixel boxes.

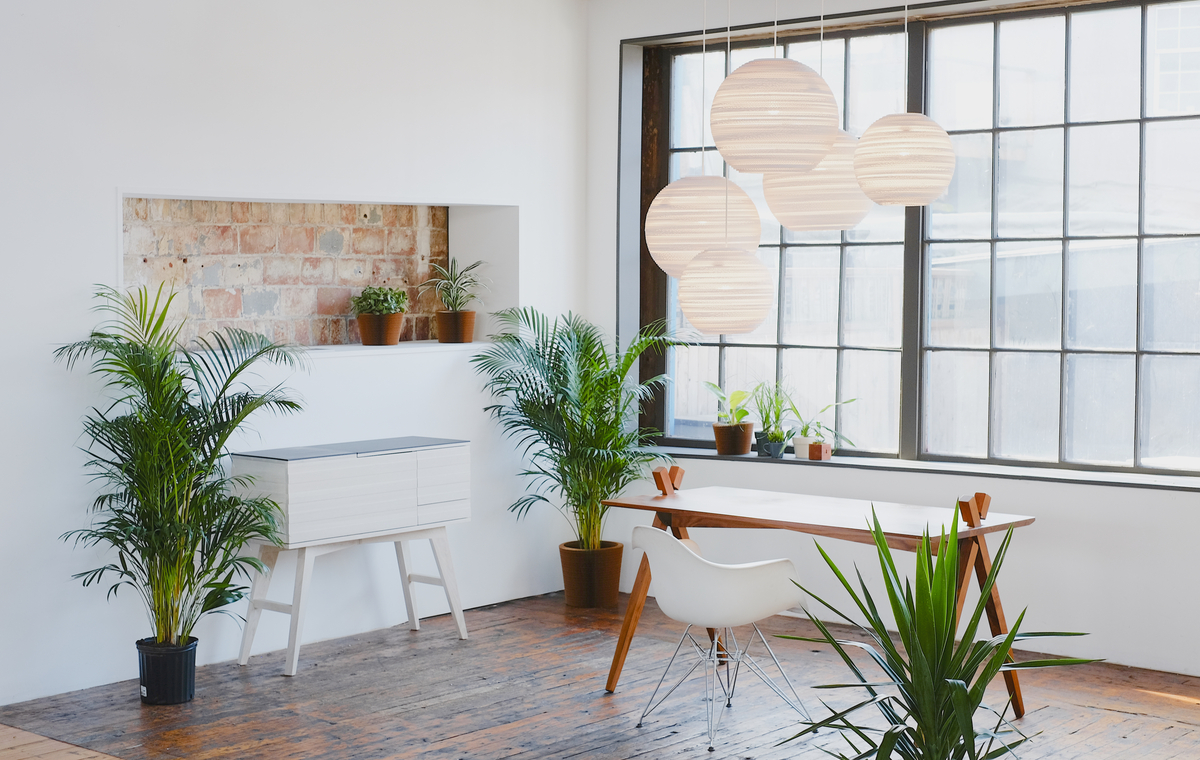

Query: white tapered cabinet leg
[394,539,420,631]
[285,547,315,677]
[430,528,468,640]
[238,544,280,666]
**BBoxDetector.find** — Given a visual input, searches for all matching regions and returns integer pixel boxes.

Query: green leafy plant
[55,285,305,646]
[779,511,1094,760]
[753,381,796,441]
[704,381,752,425]
[471,307,672,551]
[789,397,856,448]
[420,257,487,312]
[351,286,409,316]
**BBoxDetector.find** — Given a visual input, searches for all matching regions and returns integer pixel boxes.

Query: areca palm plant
[780,512,1093,760]
[55,285,304,647]
[471,307,670,551]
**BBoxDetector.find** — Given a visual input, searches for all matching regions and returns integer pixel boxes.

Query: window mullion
[899,20,927,460]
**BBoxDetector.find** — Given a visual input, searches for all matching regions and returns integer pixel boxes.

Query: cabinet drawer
[417,445,470,505]
[418,498,470,525]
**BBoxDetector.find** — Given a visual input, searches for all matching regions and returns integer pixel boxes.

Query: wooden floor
[2,592,1198,759]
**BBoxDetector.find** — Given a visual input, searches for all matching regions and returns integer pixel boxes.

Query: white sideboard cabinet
[231,436,471,675]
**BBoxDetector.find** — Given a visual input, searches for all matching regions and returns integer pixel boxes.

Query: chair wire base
[636,623,809,751]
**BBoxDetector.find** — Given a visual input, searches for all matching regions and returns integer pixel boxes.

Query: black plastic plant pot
[754,431,771,457]
[136,637,198,705]
[764,441,787,459]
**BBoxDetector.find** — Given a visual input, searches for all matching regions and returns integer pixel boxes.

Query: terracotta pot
[435,310,476,343]
[357,313,405,345]
[808,442,832,460]
[559,541,623,608]
[713,422,754,456]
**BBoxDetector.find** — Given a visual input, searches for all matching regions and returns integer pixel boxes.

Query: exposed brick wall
[122,199,449,345]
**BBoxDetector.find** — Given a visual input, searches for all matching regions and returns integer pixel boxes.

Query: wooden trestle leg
[954,492,1025,718]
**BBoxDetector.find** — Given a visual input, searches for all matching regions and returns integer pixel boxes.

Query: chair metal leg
[638,626,703,727]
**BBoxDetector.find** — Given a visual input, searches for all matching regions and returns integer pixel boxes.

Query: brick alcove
[122,198,450,346]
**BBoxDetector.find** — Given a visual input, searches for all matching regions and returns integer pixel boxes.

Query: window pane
[840,349,900,453]
[729,165,782,244]
[669,344,719,440]
[668,150,725,181]
[929,133,992,240]
[781,348,838,430]
[1066,239,1137,350]
[789,38,846,131]
[922,350,989,457]
[995,241,1062,349]
[730,44,782,71]
[845,203,905,243]
[1140,354,1200,469]
[998,16,1065,127]
[782,246,839,346]
[926,243,991,348]
[1142,237,1200,351]
[1145,118,1200,234]
[724,346,778,398]
[670,50,725,149]
[992,351,1061,461]
[1146,0,1200,117]
[929,23,994,131]
[731,247,780,345]
[1068,123,1140,236]
[1064,353,1135,465]
[997,129,1064,238]
[1070,6,1141,122]
[843,245,903,349]
[847,33,906,137]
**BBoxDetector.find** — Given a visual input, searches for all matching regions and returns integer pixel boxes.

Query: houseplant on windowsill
[789,398,855,460]
[352,286,409,345]
[420,257,487,343]
[752,381,795,459]
[704,381,754,456]
[55,285,304,704]
[472,307,671,608]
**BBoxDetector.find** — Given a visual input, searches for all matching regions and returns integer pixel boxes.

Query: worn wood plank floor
[2,592,1198,759]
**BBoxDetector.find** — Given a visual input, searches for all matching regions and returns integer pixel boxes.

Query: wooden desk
[602,473,1035,716]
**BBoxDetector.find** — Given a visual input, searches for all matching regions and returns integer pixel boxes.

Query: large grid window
[650,0,1200,474]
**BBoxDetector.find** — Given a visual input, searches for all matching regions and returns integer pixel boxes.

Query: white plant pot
[792,435,818,452]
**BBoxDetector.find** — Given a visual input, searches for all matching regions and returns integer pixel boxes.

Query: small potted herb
[752,381,795,459]
[704,381,754,456]
[789,398,855,460]
[351,286,409,345]
[420,257,486,343]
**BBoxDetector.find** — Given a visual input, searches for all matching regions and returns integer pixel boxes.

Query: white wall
[0,0,587,705]
[585,0,1200,678]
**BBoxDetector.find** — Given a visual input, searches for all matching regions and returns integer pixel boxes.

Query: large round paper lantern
[853,113,956,206]
[763,131,871,231]
[710,58,840,174]
[644,175,761,278]
[678,247,774,335]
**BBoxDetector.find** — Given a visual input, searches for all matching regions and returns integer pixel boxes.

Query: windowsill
[302,340,484,358]
[656,446,1200,493]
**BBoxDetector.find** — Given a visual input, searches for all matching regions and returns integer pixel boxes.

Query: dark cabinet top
[231,436,468,462]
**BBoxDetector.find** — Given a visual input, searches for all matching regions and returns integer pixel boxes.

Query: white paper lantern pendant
[854,113,956,206]
[710,58,840,174]
[644,176,761,277]
[764,131,871,231]
[679,247,774,335]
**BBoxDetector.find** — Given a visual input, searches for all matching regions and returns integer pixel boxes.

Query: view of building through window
[657,0,1200,472]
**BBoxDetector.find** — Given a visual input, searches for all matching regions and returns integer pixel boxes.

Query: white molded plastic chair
[632,525,810,751]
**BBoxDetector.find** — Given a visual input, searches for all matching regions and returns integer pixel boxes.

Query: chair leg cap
[636,723,643,728]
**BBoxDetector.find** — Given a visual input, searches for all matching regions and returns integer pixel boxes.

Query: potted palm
[472,307,670,608]
[352,286,409,345]
[789,398,855,460]
[703,381,754,455]
[55,285,304,704]
[779,511,1093,759]
[420,257,486,343]
[752,381,795,459]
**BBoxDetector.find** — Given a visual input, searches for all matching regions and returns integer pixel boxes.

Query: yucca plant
[780,511,1094,760]
[471,307,670,550]
[55,285,305,647]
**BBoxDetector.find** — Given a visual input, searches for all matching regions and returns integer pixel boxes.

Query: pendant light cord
[773,0,778,55]
[724,0,731,242]
[904,2,909,106]
[700,0,706,174]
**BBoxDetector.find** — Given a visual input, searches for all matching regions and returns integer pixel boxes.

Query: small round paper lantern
[644,175,761,278]
[763,131,872,231]
[710,58,840,174]
[678,247,774,335]
[853,113,956,206]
